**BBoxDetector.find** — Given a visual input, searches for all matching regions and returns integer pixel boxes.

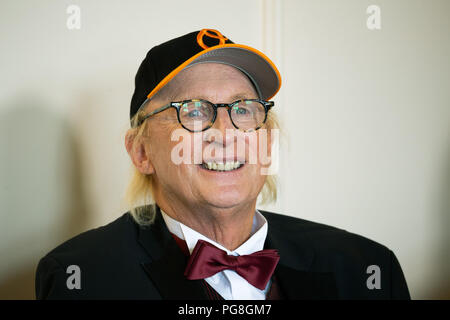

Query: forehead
[164,63,258,100]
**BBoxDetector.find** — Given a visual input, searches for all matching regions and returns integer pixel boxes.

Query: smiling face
[132,63,271,212]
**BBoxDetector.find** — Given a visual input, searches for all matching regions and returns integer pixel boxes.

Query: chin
[201,189,253,209]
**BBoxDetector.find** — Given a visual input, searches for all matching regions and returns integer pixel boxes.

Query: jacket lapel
[264,219,339,299]
[274,264,338,299]
[137,205,338,299]
[137,205,208,300]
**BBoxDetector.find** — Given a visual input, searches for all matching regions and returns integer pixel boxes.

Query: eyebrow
[173,92,258,102]
[229,93,258,101]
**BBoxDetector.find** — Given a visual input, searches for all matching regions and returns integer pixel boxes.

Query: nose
[208,107,235,146]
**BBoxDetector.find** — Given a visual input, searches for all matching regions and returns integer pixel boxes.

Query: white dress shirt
[160,208,270,300]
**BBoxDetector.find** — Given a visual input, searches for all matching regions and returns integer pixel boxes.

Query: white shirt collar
[160,208,268,256]
[160,207,271,300]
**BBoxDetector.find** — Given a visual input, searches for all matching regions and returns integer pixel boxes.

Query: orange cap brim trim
[145,43,282,101]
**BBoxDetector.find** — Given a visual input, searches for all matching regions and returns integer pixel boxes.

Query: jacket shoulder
[43,212,138,260]
[260,209,390,255]
[35,212,159,299]
[259,210,410,299]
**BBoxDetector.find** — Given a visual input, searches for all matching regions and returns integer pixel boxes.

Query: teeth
[203,161,242,171]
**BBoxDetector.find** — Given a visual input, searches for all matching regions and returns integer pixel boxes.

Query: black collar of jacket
[138,204,338,300]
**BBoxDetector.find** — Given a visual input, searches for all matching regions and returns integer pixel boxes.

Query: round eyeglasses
[134,98,274,132]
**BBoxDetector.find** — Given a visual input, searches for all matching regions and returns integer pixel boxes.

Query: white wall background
[0,0,448,299]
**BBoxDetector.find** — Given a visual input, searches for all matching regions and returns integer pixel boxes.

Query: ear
[125,131,155,175]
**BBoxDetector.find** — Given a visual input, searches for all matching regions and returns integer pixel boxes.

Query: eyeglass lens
[178,100,266,131]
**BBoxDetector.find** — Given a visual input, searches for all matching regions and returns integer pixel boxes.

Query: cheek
[244,132,269,165]
[191,133,204,162]
[248,128,272,160]
[147,125,184,166]
[257,131,272,165]
[150,130,201,182]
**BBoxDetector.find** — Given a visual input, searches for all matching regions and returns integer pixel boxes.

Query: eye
[187,109,202,118]
[234,107,249,115]
[180,101,212,122]
[232,104,252,116]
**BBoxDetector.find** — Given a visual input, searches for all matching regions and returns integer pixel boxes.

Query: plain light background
[0,0,449,299]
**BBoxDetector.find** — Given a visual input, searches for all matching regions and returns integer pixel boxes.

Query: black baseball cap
[130,28,282,126]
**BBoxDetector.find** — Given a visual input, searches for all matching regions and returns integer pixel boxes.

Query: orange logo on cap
[196,29,228,50]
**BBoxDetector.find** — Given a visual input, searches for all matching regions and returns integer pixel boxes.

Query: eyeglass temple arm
[136,103,172,127]
[265,101,275,109]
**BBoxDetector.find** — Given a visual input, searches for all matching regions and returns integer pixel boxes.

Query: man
[35,29,410,300]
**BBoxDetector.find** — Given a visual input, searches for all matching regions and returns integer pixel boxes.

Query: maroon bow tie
[184,239,280,290]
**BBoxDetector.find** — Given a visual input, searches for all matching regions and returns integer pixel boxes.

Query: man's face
[141,63,271,211]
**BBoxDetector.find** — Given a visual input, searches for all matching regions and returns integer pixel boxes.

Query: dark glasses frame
[134,98,274,132]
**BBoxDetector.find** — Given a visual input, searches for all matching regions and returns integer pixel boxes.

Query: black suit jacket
[35,205,410,299]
